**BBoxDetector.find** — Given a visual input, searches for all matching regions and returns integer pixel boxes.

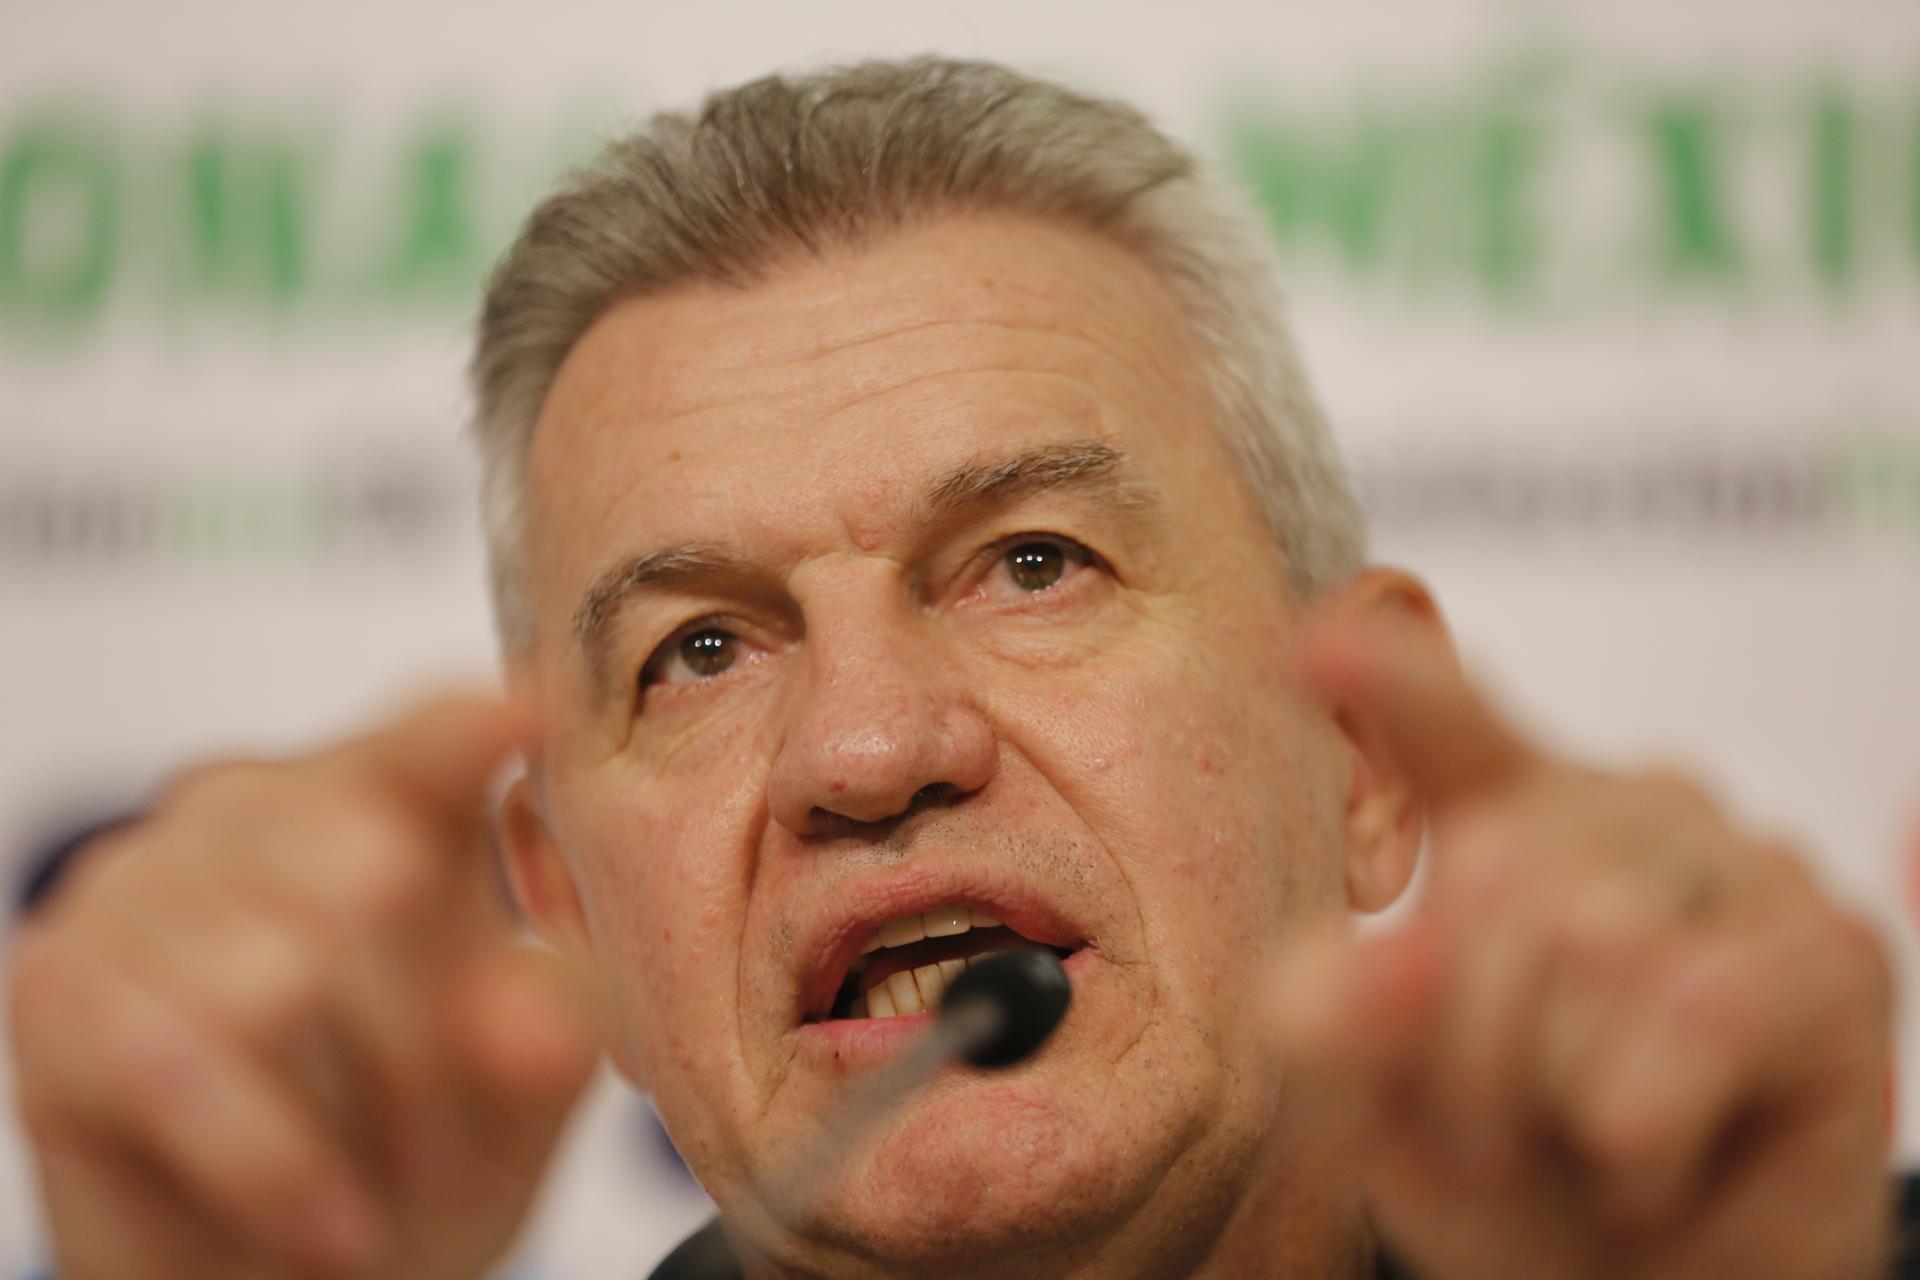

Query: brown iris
[1006,541,1066,592]
[680,628,737,677]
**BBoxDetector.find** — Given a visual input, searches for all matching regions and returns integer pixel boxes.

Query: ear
[497,767,592,962]
[1323,568,1438,913]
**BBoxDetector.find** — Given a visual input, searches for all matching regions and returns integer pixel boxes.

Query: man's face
[517,213,1358,1268]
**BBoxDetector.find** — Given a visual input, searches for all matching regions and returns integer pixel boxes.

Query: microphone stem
[752,995,1004,1233]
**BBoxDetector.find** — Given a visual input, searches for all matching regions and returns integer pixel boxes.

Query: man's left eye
[995,537,1091,594]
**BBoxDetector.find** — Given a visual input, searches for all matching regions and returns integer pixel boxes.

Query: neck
[1176,1124,1375,1280]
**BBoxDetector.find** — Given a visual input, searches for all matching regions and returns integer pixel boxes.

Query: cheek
[996,618,1343,945]
[558,725,773,1083]
[1203,642,1346,901]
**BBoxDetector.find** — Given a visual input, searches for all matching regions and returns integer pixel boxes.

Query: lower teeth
[832,945,1073,1021]
[852,955,983,1019]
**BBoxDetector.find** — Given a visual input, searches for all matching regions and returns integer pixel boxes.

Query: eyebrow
[571,438,1160,685]
[918,438,1159,525]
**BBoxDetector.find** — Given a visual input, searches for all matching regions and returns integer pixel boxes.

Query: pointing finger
[331,692,539,842]
[1266,919,1447,1094]
[1300,600,1535,811]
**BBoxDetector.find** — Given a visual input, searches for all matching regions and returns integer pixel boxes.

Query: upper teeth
[860,904,1002,956]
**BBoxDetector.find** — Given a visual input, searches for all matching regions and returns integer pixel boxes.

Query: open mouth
[819,905,1076,1020]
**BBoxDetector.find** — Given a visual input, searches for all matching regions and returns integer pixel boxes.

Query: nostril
[802,782,963,836]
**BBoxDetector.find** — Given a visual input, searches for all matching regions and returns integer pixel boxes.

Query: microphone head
[941,948,1072,1068]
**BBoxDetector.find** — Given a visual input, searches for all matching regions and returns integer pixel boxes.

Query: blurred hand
[1273,605,1895,1280]
[6,695,599,1280]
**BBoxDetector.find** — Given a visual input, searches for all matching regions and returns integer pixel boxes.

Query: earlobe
[498,770,592,960]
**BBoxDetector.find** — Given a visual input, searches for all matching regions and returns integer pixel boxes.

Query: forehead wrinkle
[634,316,1134,432]
[539,224,1195,691]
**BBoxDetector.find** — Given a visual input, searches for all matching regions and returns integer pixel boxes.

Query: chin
[797,1079,1161,1270]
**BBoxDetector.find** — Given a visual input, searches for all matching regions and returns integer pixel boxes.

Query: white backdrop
[4,2,1918,1276]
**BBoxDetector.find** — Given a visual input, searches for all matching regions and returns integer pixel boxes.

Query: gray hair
[471,56,1366,654]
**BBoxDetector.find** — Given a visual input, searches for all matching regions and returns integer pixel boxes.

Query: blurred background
[3,0,1917,1274]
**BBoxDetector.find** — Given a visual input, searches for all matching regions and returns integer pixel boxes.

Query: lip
[792,867,1090,1024]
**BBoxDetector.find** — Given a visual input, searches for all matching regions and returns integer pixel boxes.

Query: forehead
[522,213,1219,623]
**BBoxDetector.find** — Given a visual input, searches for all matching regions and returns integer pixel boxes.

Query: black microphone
[749,948,1072,1232]
[942,947,1073,1067]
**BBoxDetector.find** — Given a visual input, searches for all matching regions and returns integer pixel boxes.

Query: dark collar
[645,1176,1920,1280]
[649,1219,744,1280]
[645,1218,1415,1280]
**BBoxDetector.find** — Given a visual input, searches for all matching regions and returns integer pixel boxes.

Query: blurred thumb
[1266,919,1444,1080]
[339,692,539,837]
[455,939,601,1109]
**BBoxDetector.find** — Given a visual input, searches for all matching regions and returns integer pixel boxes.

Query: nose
[765,610,997,837]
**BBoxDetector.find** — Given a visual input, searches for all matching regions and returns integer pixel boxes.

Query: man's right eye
[641,626,741,690]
